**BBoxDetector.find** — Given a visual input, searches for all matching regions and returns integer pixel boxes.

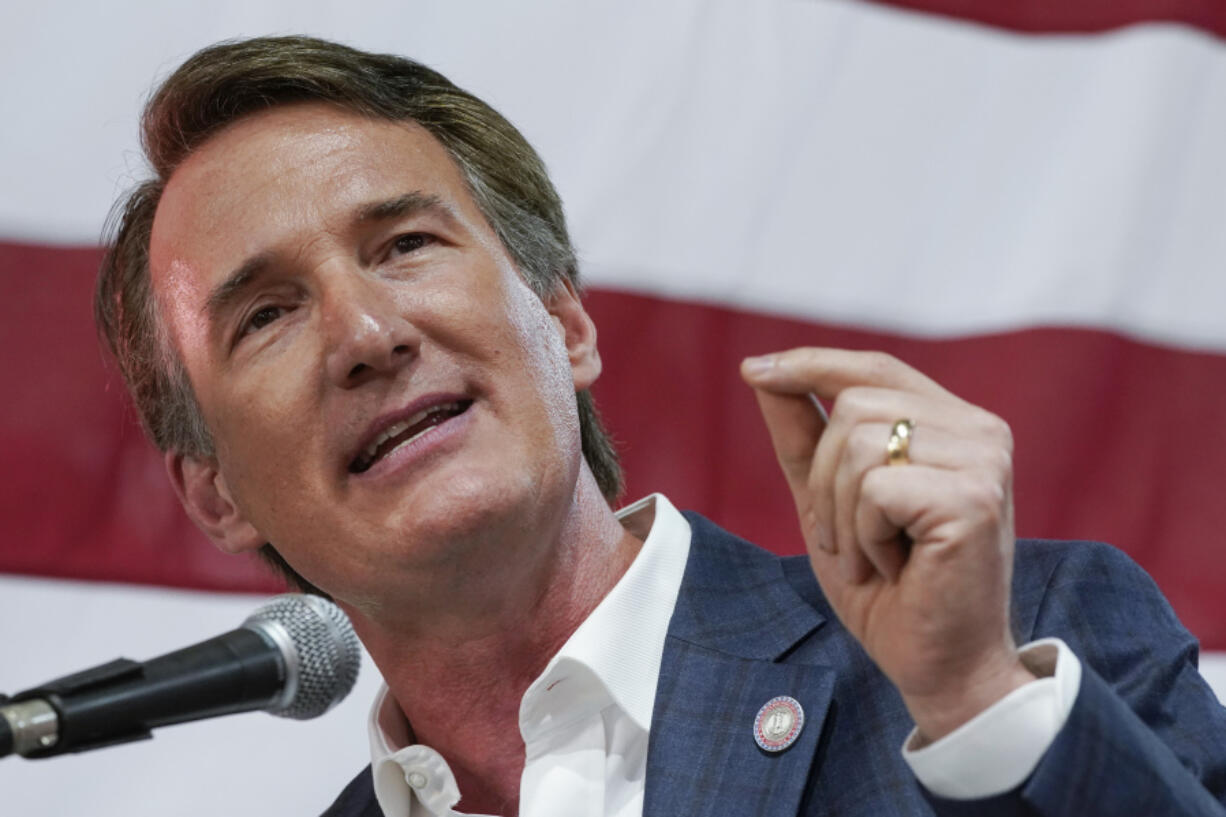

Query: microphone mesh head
[243,594,362,720]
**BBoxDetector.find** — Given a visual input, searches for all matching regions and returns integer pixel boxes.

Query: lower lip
[349,404,476,483]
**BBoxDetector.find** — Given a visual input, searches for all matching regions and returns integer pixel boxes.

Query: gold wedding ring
[886,419,915,466]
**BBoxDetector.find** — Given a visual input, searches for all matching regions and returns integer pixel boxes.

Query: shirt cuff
[901,638,1082,800]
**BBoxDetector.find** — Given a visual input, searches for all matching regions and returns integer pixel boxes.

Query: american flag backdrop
[2,1,1224,813]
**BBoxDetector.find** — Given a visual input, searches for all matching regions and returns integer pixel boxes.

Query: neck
[339,467,642,815]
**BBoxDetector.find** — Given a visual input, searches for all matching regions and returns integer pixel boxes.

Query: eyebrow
[355,191,449,225]
[205,253,274,327]
[204,191,456,326]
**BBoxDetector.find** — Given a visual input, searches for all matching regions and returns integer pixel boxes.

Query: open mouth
[349,399,473,474]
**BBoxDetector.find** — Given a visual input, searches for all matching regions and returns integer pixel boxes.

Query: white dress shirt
[368,494,1081,815]
[369,494,692,817]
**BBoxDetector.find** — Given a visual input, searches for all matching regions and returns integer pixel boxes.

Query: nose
[321,271,418,388]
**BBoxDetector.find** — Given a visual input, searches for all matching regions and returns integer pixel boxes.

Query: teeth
[360,402,461,462]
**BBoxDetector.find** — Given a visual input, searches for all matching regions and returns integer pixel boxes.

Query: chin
[390,464,563,560]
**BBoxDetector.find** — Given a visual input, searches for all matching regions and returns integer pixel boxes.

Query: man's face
[148,103,597,603]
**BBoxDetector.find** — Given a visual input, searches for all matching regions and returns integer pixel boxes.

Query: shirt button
[407,771,429,789]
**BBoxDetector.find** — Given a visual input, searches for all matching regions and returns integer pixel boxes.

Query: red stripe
[587,292,1226,651]
[3,243,1224,648]
[863,0,1226,38]
[0,242,277,593]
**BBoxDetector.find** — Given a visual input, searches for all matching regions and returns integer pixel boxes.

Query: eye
[389,232,433,258]
[241,304,287,336]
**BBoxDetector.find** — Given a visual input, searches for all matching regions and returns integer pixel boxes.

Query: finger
[838,526,879,585]
[742,348,949,403]
[810,389,931,562]
[862,530,909,584]
[820,390,1007,560]
[854,465,1012,561]
[834,424,903,581]
[806,514,880,589]
[825,387,1014,474]
[809,402,854,557]
[841,421,1008,478]
[832,421,1008,580]
[746,385,827,517]
[827,386,987,436]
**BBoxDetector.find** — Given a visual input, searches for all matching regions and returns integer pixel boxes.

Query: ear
[546,277,601,391]
[165,451,265,555]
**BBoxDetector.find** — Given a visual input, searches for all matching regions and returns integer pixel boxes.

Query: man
[96,36,1225,816]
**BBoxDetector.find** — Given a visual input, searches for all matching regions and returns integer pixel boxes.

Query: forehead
[147,103,487,345]
[151,102,472,259]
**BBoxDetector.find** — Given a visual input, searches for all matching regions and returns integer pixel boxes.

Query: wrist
[904,653,1038,744]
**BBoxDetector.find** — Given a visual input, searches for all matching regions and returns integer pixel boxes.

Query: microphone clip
[4,659,152,758]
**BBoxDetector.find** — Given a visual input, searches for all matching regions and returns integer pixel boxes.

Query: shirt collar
[366,493,692,814]
[526,493,691,733]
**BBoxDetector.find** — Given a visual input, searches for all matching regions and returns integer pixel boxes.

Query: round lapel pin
[753,695,805,752]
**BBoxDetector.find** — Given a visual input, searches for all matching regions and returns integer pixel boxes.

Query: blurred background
[2,1,1224,813]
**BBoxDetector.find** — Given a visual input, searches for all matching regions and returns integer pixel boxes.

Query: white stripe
[2,2,1225,350]
[1199,652,1226,705]
[565,3,1226,352]
[3,574,1224,816]
[0,575,381,817]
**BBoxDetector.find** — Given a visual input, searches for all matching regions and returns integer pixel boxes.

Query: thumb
[743,373,827,498]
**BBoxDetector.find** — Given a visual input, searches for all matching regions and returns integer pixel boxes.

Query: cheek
[208,378,318,503]
[424,272,574,401]
[500,287,580,444]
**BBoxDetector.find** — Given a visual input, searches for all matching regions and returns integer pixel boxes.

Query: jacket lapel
[643,514,834,817]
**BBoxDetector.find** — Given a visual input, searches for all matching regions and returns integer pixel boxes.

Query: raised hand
[741,348,1036,741]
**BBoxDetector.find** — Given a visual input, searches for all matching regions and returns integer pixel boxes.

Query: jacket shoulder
[1008,538,1192,651]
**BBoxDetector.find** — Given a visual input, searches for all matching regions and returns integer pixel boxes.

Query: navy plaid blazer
[322,513,1226,816]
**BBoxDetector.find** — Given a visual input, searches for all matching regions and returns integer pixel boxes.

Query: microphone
[0,594,361,759]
